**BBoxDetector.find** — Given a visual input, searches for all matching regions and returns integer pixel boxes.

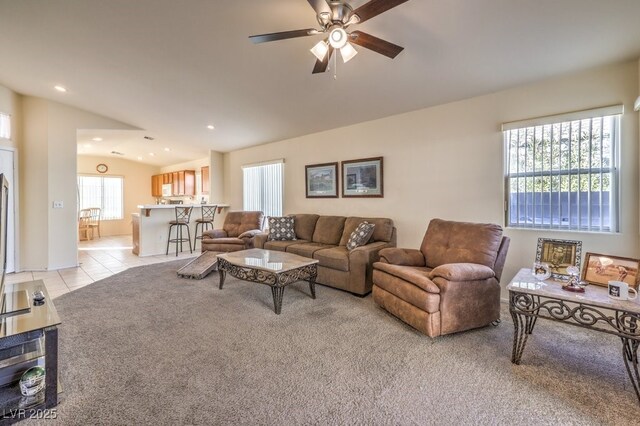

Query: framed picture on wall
[305,162,339,198]
[581,252,640,289]
[535,238,582,279]
[341,157,383,198]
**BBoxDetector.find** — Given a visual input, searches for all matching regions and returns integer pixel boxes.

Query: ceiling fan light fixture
[328,27,347,49]
[340,42,358,63]
[310,40,329,61]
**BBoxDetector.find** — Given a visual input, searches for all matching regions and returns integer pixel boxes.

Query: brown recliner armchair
[201,211,264,253]
[372,218,510,337]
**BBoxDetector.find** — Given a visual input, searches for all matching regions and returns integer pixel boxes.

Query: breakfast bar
[132,204,229,256]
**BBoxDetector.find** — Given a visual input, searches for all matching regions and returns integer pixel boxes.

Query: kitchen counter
[132,203,230,256]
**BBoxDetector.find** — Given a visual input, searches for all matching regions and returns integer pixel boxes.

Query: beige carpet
[45,260,639,425]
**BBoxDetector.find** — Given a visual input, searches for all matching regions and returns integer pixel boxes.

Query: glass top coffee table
[216,249,319,314]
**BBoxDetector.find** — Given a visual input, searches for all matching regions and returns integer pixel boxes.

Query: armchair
[201,211,264,253]
[372,218,510,337]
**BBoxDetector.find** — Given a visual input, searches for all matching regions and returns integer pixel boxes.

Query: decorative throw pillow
[346,222,375,251]
[267,217,297,241]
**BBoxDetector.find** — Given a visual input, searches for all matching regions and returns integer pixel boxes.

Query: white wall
[224,60,640,293]
[21,97,139,270]
[78,155,160,236]
[0,84,21,150]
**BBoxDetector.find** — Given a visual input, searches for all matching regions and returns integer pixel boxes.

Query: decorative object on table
[19,366,45,396]
[96,163,108,173]
[342,157,383,197]
[532,262,551,281]
[561,265,586,293]
[582,252,640,289]
[346,221,375,251]
[267,217,296,241]
[608,280,638,301]
[33,290,45,306]
[535,238,582,279]
[305,162,339,198]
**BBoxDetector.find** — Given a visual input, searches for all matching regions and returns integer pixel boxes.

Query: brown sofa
[201,211,264,253]
[372,219,510,337]
[254,214,396,295]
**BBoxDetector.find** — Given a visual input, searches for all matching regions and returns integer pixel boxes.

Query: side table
[508,268,640,404]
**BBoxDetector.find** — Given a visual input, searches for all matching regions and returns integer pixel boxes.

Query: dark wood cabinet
[201,166,209,195]
[151,174,163,197]
[154,170,196,197]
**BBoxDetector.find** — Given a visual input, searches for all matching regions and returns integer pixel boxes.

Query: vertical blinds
[504,108,620,232]
[242,161,283,219]
[77,175,124,220]
[0,113,10,140]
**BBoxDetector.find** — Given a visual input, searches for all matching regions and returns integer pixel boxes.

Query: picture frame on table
[535,238,582,279]
[341,157,383,198]
[305,162,339,198]
[581,252,640,289]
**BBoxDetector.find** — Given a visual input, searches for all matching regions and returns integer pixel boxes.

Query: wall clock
[96,163,108,174]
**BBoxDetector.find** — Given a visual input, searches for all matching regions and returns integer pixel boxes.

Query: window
[77,175,124,220]
[503,106,621,232]
[0,113,10,140]
[243,160,283,218]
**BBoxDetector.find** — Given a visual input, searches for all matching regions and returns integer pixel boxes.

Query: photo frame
[581,252,640,289]
[535,238,582,279]
[341,157,383,198]
[305,162,338,198]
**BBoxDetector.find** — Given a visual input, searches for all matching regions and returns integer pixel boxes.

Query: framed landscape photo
[581,252,640,289]
[305,162,338,198]
[341,157,383,198]
[535,238,582,279]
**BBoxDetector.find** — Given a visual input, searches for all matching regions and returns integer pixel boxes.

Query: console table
[0,280,60,422]
[508,268,640,404]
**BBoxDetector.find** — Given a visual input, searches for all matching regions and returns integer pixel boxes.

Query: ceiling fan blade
[352,0,409,24]
[350,31,404,59]
[306,0,331,15]
[312,45,334,74]
[249,29,319,44]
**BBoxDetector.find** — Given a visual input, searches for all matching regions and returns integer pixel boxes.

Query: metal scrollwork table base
[217,249,318,315]
[508,268,640,404]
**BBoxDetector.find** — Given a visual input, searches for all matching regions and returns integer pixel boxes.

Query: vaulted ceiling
[1,0,639,165]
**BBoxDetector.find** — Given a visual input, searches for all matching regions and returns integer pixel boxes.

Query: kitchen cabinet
[151,174,163,197]
[154,170,196,197]
[201,166,210,195]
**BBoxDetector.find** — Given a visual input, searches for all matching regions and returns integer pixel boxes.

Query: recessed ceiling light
[83,143,92,148]
[164,147,170,152]
[149,153,155,156]
[54,85,67,92]
[207,125,215,130]
[137,156,143,160]
[92,137,103,142]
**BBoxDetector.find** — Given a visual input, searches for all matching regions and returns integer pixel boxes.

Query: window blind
[243,161,283,219]
[504,108,620,232]
[77,175,124,220]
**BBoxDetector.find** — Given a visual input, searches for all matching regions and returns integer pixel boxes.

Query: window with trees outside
[243,160,283,218]
[77,175,124,220]
[503,106,621,232]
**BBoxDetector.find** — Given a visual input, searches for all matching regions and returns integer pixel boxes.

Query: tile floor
[5,235,198,299]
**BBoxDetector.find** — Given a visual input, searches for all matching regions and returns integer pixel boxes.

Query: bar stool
[166,206,193,256]
[193,205,217,248]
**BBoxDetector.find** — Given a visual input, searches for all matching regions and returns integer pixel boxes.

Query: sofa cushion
[314,246,350,272]
[223,211,264,238]
[340,217,394,246]
[267,217,296,241]
[263,240,308,252]
[312,216,346,245]
[287,242,337,258]
[288,214,320,241]
[346,222,375,251]
[420,219,503,269]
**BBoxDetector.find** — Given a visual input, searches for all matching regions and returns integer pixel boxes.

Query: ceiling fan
[249,0,410,74]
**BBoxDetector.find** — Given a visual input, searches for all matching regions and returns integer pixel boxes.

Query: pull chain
[333,50,338,80]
